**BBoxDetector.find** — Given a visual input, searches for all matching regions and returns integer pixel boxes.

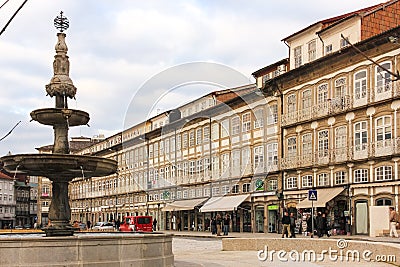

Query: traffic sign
[308,189,317,201]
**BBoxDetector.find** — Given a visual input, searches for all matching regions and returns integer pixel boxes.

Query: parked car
[23,224,31,229]
[14,225,23,230]
[119,216,153,232]
[91,222,114,231]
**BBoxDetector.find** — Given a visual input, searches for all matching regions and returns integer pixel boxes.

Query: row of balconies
[281,138,400,170]
[282,82,400,127]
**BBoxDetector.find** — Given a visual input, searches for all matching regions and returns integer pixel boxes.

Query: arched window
[376,198,392,206]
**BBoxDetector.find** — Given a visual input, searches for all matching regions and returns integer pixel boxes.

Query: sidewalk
[163,229,400,244]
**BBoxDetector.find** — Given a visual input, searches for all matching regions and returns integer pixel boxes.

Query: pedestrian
[153,218,158,231]
[216,213,222,236]
[211,216,217,234]
[86,220,91,230]
[321,213,330,237]
[389,206,399,238]
[316,212,324,238]
[289,212,296,238]
[115,218,121,231]
[223,214,230,236]
[177,217,181,231]
[281,211,290,238]
[306,214,315,237]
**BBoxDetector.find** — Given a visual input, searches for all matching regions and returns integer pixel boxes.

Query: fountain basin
[30,108,90,127]
[0,232,174,267]
[1,154,117,180]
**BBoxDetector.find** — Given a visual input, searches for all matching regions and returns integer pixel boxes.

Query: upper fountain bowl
[30,108,89,127]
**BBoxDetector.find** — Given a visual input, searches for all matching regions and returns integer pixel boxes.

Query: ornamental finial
[54,11,69,32]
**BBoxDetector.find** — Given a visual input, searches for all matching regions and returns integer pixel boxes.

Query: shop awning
[162,198,208,212]
[296,187,344,209]
[199,194,250,212]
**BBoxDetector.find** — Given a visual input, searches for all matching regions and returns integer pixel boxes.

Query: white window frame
[354,169,368,183]
[318,173,329,186]
[376,62,392,94]
[302,175,313,188]
[335,171,346,185]
[286,177,297,189]
[376,116,392,141]
[354,121,368,151]
[354,70,367,100]
[242,112,251,132]
[375,166,392,181]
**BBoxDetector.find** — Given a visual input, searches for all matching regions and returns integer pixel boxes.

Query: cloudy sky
[0,0,385,155]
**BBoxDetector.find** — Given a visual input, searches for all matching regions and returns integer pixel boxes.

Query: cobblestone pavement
[173,237,397,267]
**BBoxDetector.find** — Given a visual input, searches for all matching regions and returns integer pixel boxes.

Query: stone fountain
[0,12,173,266]
[1,12,117,237]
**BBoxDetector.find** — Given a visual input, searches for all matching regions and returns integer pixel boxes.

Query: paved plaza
[170,231,400,267]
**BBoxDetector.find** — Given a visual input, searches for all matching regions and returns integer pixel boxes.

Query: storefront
[267,204,279,233]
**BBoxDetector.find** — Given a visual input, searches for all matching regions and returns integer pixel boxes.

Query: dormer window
[325,44,332,55]
[294,46,302,68]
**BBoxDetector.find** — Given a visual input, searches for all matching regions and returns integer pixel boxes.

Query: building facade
[69,1,400,235]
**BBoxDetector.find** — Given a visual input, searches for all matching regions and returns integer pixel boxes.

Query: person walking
[177,217,181,231]
[281,211,291,238]
[223,214,230,236]
[389,207,399,238]
[289,212,296,238]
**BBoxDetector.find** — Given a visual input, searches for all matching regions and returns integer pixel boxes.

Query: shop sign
[268,205,279,210]
[255,179,264,191]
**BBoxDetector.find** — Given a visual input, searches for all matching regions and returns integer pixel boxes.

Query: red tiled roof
[282,2,386,41]
[0,172,13,180]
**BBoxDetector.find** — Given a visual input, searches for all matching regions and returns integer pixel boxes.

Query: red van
[119,216,153,232]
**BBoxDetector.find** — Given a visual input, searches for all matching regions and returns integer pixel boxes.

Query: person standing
[177,217,181,231]
[281,211,291,238]
[223,214,230,236]
[86,220,91,231]
[316,212,324,238]
[289,212,296,238]
[389,207,399,238]
[211,216,217,234]
[152,218,158,231]
[216,213,222,236]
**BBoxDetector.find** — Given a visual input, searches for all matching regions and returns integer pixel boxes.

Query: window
[196,128,202,145]
[183,190,188,198]
[254,146,264,171]
[242,183,251,193]
[294,46,302,68]
[287,137,297,157]
[354,121,368,151]
[267,179,277,191]
[203,126,210,143]
[189,130,195,147]
[182,133,188,149]
[354,169,368,183]
[203,187,210,197]
[267,104,277,125]
[177,134,182,150]
[340,36,349,48]
[242,112,251,132]
[376,62,392,93]
[177,191,182,199]
[286,177,297,189]
[335,126,347,149]
[335,171,346,185]
[376,198,392,206]
[354,70,367,100]
[267,143,278,167]
[318,173,329,186]
[221,119,229,138]
[302,133,312,155]
[222,185,230,195]
[196,159,203,174]
[241,147,250,172]
[287,94,296,114]
[376,116,391,141]
[212,186,220,196]
[308,39,316,62]
[302,175,313,188]
[211,123,219,140]
[232,150,240,175]
[231,116,240,135]
[189,161,195,177]
[335,77,347,97]
[375,166,392,181]
[317,83,328,104]
[318,130,328,157]
[231,184,239,194]
[221,153,230,174]
[254,109,264,129]
[325,44,332,55]
[196,188,202,197]
[302,89,312,109]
